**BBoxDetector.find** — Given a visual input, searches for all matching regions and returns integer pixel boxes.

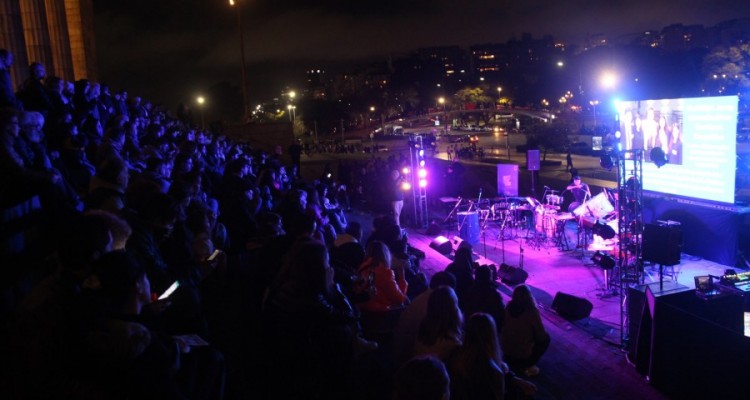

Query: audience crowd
[1,51,548,400]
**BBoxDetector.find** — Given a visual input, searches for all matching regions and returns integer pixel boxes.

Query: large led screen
[616,96,738,204]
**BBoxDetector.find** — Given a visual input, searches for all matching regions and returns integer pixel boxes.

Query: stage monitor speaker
[497,263,528,286]
[642,224,682,266]
[552,292,593,320]
[429,235,453,255]
[527,150,540,171]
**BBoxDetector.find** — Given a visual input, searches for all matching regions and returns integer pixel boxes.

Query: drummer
[566,175,591,213]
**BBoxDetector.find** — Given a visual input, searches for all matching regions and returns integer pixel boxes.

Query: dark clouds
[93,0,750,106]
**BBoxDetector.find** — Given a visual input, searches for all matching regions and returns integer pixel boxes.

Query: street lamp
[229,0,250,121]
[196,96,206,129]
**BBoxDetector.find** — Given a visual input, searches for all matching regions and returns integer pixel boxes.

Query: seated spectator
[7,213,113,397]
[445,246,476,309]
[393,271,457,366]
[501,284,551,377]
[261,239,366,399]
[449,313,537,400]
[356,240,409,313]
[394,355,451,400]
[413,286,463,362]
[462,265,506,333]
[382,223,427,299]
[317,183,348,233]
[88,250,225,399]
[55,121,96,197]
[306,186,336,247]
[85,155,129,213]
[331,221,365,271]
[1,109,78,216]
[136,156,172,193]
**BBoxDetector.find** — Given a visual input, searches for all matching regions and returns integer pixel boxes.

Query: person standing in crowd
[389,169,405,227]
[0,49,24,110]
[17,62,52,117]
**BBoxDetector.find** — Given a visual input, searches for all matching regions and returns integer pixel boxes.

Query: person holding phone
[88,250,226,399]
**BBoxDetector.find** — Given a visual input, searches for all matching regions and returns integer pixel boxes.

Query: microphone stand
[443,197,462,224]
[457,200,473,235]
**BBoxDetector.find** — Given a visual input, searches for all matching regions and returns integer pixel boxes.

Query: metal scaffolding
[409,135,429,228]
[616,149,644,346]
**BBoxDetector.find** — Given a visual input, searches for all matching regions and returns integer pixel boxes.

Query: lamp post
[229,0,250,121]
[437,97,445,127]
[196,96,206,129]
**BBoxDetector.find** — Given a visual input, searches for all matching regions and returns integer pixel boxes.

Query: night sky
[93,0,750,109]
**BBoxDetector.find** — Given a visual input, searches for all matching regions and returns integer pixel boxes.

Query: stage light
[591,251,616,270]
[599,153,615,170]
[420,160,425,167]
[592,221,616,240]
[419,149,424,157]
[402,167,410,175]
[401,181,412,190]
[419,179,427,188]
[650,147,668,168]
[418,168,427,178]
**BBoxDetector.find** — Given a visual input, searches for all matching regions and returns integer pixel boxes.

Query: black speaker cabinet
[527,150,540,171]
[552,292,593,320]
[497,263,528,286]
[429,236,453,255]
[642,224,682,266]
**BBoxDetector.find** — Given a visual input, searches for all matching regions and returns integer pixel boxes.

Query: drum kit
[442,187,619,254]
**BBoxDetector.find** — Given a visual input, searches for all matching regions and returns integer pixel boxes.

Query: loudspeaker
[552,292,593,320]
[497,263,528,286]
[527,150,540,171]
[642,224,682,266]
[429,236,453,255]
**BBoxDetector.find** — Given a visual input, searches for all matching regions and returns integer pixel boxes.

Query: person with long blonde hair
[500,284,550,377]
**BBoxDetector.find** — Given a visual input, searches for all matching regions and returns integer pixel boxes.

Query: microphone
[544,185,551,190]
